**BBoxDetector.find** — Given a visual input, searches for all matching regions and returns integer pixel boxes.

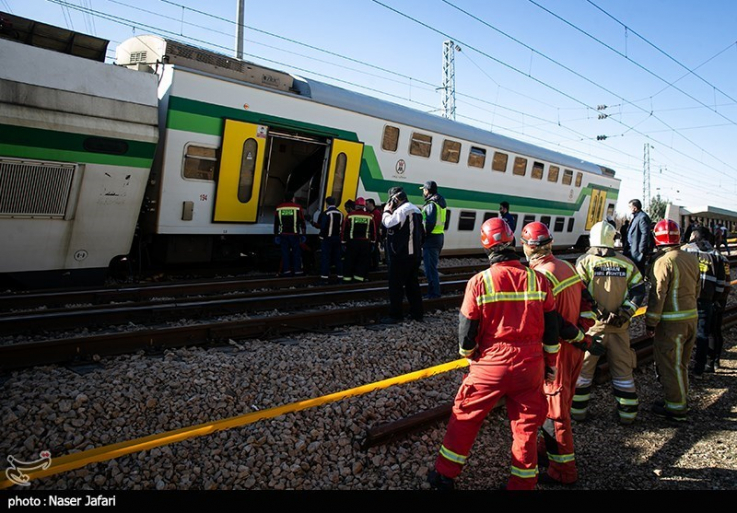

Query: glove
[646,325,656,337]
[300,235,306,244]
[274,236,281,245]
[587,335,606,356]
[545,365,558,384]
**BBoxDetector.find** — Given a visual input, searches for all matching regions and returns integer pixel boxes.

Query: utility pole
[441,41,459,120]
[643,143,652,210]
[235,0,245,59]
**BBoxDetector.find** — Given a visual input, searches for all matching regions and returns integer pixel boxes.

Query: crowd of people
[428,200,732,491]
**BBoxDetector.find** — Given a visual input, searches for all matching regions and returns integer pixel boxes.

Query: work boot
[651,403,688,423]
[570,411,587,423]
[427,470,455,491]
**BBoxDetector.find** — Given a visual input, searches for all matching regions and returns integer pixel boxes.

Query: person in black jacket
[626,199,653,275]
[381,186,425,323]
[316,196,343,283]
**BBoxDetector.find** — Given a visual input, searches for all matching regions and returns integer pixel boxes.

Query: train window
[483,212,498,222]
[468,146,486,168]
[382,125,400,152]
[523,215,536,227]
[531,161,544,180]
[409,132,432,158]
[575,172,583,187]
[492,151,508,172]
[83,137,129,155]
[331,153,347,200]
[513,157,527,176]
[444,209,452,231]
[441,139,461,163]
[458,211,477,231]
[184,145,218,181]
[548,166,559,183]
[562,169,573,185]
[540,216,551,228]
[567,218,575,232]
[554,217,565,232]
[237,139,259,202]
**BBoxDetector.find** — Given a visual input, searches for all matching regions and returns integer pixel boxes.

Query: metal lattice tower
[643,143,652,210]
[441,41,458,120]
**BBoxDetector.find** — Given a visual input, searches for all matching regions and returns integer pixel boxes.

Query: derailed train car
[0,18,159,286]
[0,14,620,286]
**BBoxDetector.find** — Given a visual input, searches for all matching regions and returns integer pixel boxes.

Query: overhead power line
[586,0,737,108]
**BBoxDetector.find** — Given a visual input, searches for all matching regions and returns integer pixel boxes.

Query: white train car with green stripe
[0,21,159,287]
[118,35,619,266]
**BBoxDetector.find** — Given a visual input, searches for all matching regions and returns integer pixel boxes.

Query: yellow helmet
[589,221,616,248]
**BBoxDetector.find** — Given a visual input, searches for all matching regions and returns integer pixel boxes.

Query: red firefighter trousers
[538,342,584,483]
[435,343,547,490]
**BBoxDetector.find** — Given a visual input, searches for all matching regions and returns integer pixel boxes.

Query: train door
[324,138,364,214]
[585,188,607,230]
[213,119,268,223]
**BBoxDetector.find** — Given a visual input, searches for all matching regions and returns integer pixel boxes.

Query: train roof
[117,35,615,179]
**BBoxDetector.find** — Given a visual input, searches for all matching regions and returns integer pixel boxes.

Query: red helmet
[653,219,680,246]
[480,217,514,249]
[354,197,366,207]
[520,222,553,247]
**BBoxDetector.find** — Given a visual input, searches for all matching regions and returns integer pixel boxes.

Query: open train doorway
[258,130,329,225]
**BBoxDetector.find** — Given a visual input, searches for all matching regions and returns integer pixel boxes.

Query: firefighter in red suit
[428,218,560,491]
[520,222,603,486]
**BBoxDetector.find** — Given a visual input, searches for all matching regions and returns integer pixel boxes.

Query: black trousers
[344,239,371,281]
[388,256,424,320]
[693,300,713,373]
[709,302,725,365]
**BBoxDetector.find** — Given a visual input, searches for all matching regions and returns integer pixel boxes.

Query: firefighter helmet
[480,218,514,249]
[354,197,366,207]
[589,221,616,248]
[520,222,553,247]
[653,219,680,246]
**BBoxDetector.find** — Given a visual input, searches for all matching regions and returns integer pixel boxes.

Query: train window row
[450,209,575,234]
[382,125,584,187]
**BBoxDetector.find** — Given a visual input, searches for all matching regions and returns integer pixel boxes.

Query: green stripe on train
[0,145,154,169]
[167,96,359,141]
[360,146,618,216]
[0,124,156,165]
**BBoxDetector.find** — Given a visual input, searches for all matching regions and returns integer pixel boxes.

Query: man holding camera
[381,186,424,323]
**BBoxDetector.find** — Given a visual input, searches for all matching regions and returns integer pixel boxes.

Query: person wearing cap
[572,221,646,425]
[381,186,424,322]
[419,180,447,299]
[427,217,559,491]
[520,221,602,486]
[342,197,376,283]
[646,219,700,422]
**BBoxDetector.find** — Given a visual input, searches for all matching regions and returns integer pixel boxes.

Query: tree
[647,194,668,222]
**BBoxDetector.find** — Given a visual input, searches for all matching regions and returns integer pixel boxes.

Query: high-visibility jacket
[274,201,306,235]
[342,209,376,242]
[575,248,644,333]
[318,206,343,239]
[682,241,722,302]
[459,260,557,364]
[646,247,700,326]
[422,194,447,235]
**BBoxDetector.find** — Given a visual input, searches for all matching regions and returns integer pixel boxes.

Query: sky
[3,0,737,217]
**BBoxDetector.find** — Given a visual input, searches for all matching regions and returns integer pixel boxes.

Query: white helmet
[589,221,616,248]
